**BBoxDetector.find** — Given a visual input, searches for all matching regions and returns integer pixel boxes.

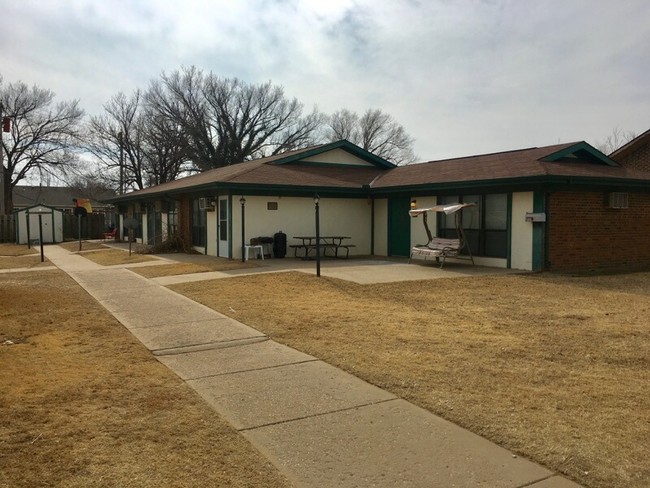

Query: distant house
[13,185,115,216]
[106,138,650,272]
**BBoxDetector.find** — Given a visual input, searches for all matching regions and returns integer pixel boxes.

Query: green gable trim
[271,140,396,169]
[543,141,617,166]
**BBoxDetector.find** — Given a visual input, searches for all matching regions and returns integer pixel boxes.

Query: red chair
[103,228,118,240]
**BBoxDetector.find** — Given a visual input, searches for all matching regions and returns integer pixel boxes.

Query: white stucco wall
[230,196,372,259]
[301,148,374,166]
[510,191,534,271]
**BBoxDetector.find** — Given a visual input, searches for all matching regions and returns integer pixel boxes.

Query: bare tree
[146,67,325,170]
[84,90,192,192]
[326,108,416,165]
[596,127,637,155]
[0,78,84,214]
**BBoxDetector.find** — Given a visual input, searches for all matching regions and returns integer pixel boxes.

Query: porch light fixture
[240,197,246,262]
[314,194,321,277]
[410,199,417,217]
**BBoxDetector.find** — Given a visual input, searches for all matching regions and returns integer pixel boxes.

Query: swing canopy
[408,202,476,218]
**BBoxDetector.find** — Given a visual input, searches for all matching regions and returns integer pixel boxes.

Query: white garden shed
[15,204,64,244]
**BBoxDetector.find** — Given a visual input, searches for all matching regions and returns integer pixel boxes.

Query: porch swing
[408,203,476,268]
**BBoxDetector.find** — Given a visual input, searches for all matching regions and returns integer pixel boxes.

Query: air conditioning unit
[609,192,629,209]
[198,197,215,211]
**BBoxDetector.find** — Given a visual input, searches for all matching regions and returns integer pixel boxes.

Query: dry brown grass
[0,267,291,488]
[132,259,259,278]
[0,243,39,256]
[0,244,49,269]
[170,271,650,488]
[78,248,156,266]
[58,241,109,252]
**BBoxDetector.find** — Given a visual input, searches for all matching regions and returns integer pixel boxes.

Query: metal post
[240,197,246,262]
[38,214,44,262]
[78,214,82,251]
[118,131,124,195]
[314,194,320,277]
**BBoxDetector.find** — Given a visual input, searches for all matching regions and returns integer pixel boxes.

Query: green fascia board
[373,174,650,196]
[271,140,396,169]
[542,141,618,166]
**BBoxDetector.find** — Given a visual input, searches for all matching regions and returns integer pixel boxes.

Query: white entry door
[218,197,229,257]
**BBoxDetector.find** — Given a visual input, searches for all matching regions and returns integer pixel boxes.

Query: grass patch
[0,267,291,488]
[79,249,156,266]
[132,259,259,278]
[58,241,109,252]
[170,271,650,488]
[0,243,38,256]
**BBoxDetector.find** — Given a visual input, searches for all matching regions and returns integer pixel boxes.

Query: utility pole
[118,131,124,195]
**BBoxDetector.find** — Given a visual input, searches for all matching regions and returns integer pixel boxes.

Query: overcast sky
[2,0,648,161]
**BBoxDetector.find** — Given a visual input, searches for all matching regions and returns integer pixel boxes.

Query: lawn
[169,270,650,488]
[0,255,291,487]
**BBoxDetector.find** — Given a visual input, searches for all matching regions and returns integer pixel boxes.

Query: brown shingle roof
[109,143,388,201]
[372,142,650,188]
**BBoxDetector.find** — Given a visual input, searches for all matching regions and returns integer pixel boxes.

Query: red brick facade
[617,141,650,172]
[547,191,650,271]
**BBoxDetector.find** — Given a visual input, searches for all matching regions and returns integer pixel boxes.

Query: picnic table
[290,236,355,259]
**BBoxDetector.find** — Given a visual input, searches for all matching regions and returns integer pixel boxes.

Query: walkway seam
[237,397,399,432]
[152,336,269,356]
[184,358,320,381]
[515,474,556,487]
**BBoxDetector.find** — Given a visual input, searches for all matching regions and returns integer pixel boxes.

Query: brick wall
[547,191,650,272]
[617,141,650,172]
[180,196,191,246]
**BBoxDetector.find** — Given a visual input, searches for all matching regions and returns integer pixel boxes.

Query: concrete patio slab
[188,360,395,430]
[128,317,265,351]
[157,340,316,380]
[243,399,553,488]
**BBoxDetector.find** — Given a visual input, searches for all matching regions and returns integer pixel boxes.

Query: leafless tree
[146,67,325,170]
[326,108,416,165]
[84,90,192,192]
[596,127,637,155]
[0,78,84,214]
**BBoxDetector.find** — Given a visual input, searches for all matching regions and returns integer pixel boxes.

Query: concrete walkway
[43,245,582,488]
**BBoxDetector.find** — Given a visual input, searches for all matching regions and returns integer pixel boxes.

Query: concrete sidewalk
[44,245,582,488]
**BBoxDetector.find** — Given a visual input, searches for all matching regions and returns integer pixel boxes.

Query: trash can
[273,231,287,258]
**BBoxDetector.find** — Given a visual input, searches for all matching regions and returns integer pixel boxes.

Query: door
[388,196,412,257]
[218,197,229,257]
[147,211,162,245]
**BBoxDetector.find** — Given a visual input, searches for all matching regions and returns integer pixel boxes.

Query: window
[438,193,508,258]
[192,199,206,247]
[167,208,178,236]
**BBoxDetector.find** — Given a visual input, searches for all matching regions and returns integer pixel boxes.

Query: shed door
[388,197,411,257]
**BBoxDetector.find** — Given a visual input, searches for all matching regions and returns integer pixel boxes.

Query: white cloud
[1,0,648,160]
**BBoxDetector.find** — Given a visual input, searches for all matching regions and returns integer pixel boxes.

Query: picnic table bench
[290,236,355,259]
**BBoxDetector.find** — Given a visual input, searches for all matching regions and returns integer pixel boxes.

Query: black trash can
[273,231,287,258]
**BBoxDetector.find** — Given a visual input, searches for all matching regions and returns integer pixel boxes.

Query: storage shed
[15,204,64,244]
